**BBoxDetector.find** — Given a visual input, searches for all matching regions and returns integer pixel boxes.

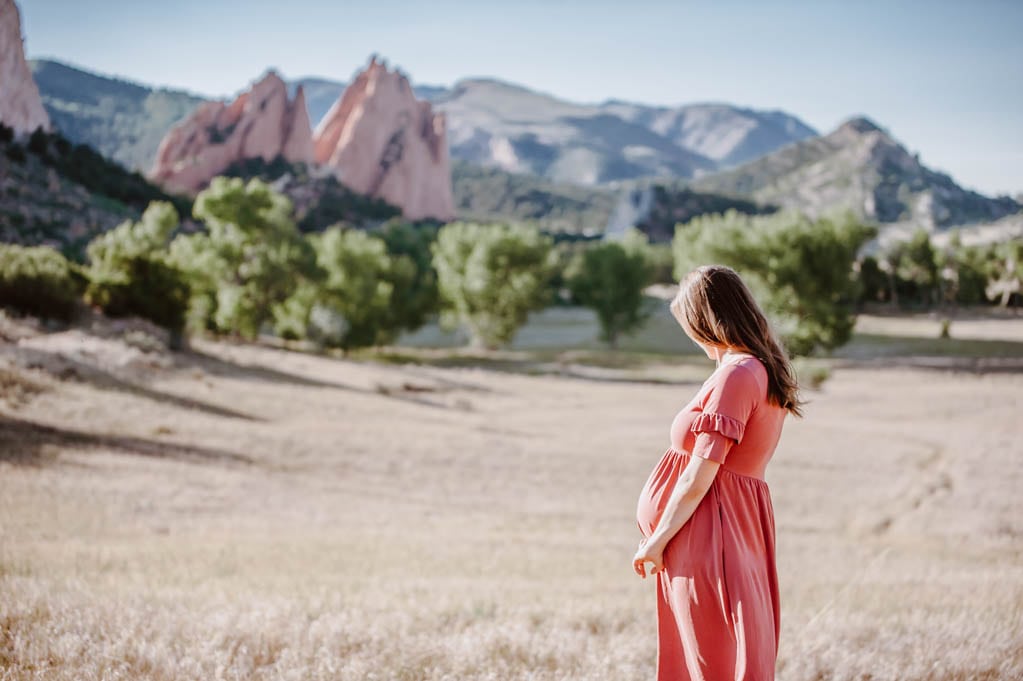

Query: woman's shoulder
[708,355,767,394]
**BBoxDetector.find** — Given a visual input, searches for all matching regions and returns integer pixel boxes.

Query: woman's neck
[716,347,752,367]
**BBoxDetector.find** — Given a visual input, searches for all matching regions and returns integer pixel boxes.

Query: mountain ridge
[691,115,1020,230]
[28,57,818,188]
[19,57,1019,239]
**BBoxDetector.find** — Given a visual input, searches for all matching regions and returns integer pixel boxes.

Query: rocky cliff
[0,0,50,135]
[148,71,314,194]
[313,57,454,221]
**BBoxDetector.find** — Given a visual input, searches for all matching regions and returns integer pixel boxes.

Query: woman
[633,265,802,681]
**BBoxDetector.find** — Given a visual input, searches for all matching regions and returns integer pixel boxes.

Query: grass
[1,315,1022,679]
[398,302,1023,360]
[837,333,1023,359]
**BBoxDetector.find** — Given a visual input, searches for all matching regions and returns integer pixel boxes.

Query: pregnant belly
[636,446,688,537]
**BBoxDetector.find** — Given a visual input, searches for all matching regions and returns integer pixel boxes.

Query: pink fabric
[636,354,788,680]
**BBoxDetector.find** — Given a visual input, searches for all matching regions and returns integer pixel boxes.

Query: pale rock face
[0,0,50,135]
[313,57,454,221]
[149,71,314,195]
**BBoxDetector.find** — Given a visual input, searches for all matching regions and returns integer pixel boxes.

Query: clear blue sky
[17,0,1023,197]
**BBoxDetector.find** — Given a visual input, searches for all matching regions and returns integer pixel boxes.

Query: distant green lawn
[389,300,1023,364]
[834,333,1023,359]
[396,298,697,356]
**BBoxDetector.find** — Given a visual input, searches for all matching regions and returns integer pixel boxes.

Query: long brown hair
[670,265,803,417]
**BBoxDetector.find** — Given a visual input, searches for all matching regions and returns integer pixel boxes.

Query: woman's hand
[633,537,665,578]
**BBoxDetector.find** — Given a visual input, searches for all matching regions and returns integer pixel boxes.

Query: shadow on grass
[8,347,263,421]
[186,347,470,410]
[366,348,706,386]
[181,347,365,392]
[6,343,471,418]
[0,415,254,467]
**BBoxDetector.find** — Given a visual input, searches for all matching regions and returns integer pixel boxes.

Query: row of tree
[672,210,876,356]
[2,178,1020,357]
[859,229,1022,308]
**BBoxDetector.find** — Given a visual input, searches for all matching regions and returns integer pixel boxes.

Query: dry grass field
[1,312,1022,680]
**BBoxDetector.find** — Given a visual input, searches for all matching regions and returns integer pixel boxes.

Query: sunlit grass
[1,315,1021,679]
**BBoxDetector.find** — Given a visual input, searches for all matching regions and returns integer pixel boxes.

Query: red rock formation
[149,71,314,194]
[314,57,454,221]
[0,0,50,135]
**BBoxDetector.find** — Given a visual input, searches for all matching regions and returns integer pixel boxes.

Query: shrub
[0,244,81,321]
[4,144,27,164]
[84,202,190,336]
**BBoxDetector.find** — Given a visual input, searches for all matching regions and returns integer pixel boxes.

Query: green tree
[432,222,557,349]
[646,242,676,284]
[375,220,440,335]
[856,255,889,304]
[936,231,991,306]
[568,229,655,348]
[986,239,1023,307]
[885,229,939,306]
[84,201,190,338]
[673,210,876,356]
[169,177,317,338]
[0,244,81,321]
[955,244,995,305]
[27,127,48,155]
[308,226,402,351]
[274,223,439,351]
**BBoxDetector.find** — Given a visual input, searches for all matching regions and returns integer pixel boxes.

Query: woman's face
[692,338,724,361]
[678,318,725,361]
[674,293,727,361]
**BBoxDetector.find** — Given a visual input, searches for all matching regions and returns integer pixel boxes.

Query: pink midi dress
[636,353,787,681]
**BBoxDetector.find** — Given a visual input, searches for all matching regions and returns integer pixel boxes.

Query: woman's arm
[632,443,722,578]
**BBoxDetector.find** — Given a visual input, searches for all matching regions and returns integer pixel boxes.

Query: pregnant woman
[633,265,802,681]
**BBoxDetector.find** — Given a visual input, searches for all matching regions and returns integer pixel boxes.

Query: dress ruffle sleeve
[690,411,746,442]
[689,362,763,464]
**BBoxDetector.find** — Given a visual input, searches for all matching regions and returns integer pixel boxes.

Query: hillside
[436,78,717,185]
[434,78,816,185]
[452,161,774,240]
[598,100,817,167]
[29,59,205,173]
[28,59,1015,239]
[451,160,617,232]
[0,125,187,257]
[692,117,1021,229]
[605,180,775,242]
[221,156,402,231]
